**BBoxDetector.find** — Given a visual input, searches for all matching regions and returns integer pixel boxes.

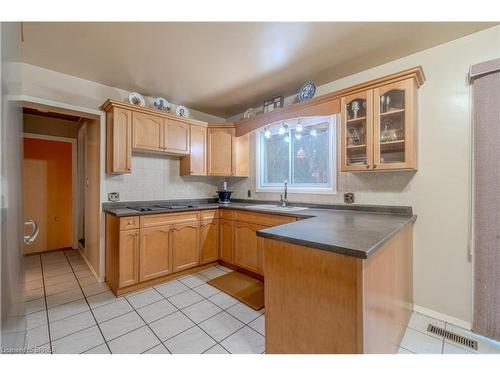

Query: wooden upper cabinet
[139,225,172,282]
[180,125,207,176]
[118,229,140,288]
[232,133,249,177]
[373,78,417,170]
[200,219,219,264]
[207,127,234,176]
[106,107,132,174]
[234,221,259,273]
[341,90,373,171]
[132,112,163,152]
[171,222,200,272]
[341,77,419,172]
[165,119,190,155]
[207,126,249,177]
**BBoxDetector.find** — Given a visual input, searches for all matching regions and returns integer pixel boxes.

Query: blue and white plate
[297,81,317,102]
[176,105,189,118]
[128,92,146,107]
[153,97,170,112]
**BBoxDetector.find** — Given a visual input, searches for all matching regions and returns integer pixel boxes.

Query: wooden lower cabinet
[105,209,297,295]
[139,225,172,282]
[118,229,140,288]
[234,221,260,273]
[219,219,234,263]
[200,219,219,264]
[172,222,200,272]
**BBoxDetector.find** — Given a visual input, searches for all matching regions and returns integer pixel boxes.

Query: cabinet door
[172,222,200,272]
[118,229,139,288]
[107,107,132,174]
[232,133,249,177]
[219,219,234,264]
[340,90,373,171]
[165,119,190,154]
[373,78,416,170]
[234,221,259,273]
[200,219,219,264]
[180,125,206,176]
[207,127,233,176]
[139,225,171,282]
[132,112,163,152]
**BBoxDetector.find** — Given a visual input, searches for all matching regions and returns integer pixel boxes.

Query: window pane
[291,122,329,185]
[262,132,289,184]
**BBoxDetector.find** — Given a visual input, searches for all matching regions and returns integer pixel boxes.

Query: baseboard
[78,248,104,283]
[414,304,471,330]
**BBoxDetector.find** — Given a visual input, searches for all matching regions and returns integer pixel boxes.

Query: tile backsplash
[104,153,221,202]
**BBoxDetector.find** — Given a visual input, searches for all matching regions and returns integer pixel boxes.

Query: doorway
[21,103,103,279]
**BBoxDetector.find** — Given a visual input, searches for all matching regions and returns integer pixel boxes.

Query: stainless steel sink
[244,204,309,212]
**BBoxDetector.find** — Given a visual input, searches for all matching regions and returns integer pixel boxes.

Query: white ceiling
[21,22,496,118]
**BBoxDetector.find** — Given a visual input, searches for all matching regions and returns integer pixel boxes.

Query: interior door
[23,137,73,253]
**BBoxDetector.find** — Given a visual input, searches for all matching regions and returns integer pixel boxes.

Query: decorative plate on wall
[176,105,189,118]
[153,97,170,112]
[297,81,317,102]
[128,92,146,107]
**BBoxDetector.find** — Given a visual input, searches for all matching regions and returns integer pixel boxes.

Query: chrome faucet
[280,180,288,207]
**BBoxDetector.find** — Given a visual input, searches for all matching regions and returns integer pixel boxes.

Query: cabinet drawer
[200,210,219,220]
[140,211,200,228]
[219,209,234,220]
[120,216,139,230]
[233,210,295,227]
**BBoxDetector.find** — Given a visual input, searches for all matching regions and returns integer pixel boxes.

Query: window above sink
[256,115,337,194]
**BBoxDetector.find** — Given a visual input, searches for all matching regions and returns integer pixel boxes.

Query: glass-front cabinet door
[340,90,373,171]
[373,78,415,170]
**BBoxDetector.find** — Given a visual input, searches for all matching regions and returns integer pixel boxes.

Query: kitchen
[1,8,500,369]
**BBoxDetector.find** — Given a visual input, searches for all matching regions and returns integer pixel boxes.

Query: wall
[23,113,81,138]
[228,25,500,326]
[18,63,226,203]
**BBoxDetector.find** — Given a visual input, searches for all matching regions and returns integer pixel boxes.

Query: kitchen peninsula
[104,199,415,353]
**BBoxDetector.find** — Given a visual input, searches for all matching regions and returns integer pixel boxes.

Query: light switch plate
[108,192,120,202]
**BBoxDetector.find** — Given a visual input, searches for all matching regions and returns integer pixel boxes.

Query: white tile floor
[23,249,264,354]
[23,249,500,354]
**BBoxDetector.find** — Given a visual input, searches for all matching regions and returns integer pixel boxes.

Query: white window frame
[256,115,337,194]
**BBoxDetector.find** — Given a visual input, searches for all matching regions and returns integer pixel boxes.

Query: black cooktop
[126,204,198,212]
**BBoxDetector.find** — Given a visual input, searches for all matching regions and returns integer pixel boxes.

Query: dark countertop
[103,199,416,259]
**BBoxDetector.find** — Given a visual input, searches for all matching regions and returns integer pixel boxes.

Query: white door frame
[23,132,79,250]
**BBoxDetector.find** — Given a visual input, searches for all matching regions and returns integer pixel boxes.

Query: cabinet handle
[366,164,370,169]
[374,164,378,168]
[128,220,133,225]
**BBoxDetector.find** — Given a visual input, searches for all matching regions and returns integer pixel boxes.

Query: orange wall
[23,138,73,252]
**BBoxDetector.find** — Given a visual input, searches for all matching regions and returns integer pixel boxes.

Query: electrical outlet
[247,189,252,198]
[344,192,354,204]
[108,192,120,202]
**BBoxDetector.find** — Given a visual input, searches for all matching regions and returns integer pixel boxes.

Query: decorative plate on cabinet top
[297,81,317,102]
[128,92,146,107]
[176,105,189,118]
[153,97,170,112]
[244,108,256,119]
